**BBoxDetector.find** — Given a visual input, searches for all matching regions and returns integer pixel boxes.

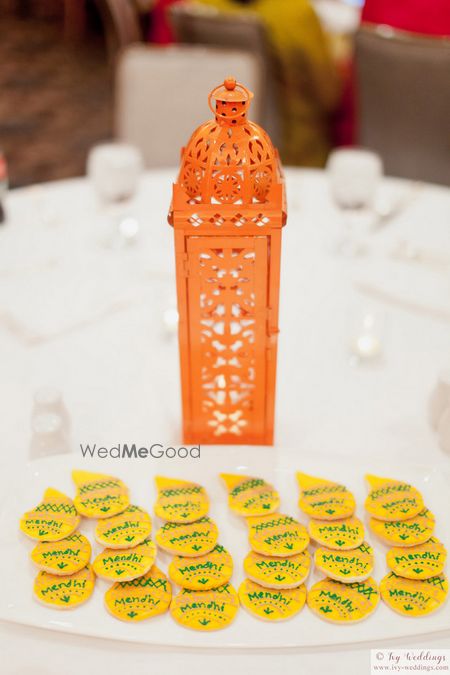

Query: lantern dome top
[177,77,280,206]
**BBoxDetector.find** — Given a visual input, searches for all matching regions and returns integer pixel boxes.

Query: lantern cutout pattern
[168,77,287,445]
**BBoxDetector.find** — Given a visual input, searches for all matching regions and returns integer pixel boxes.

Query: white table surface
[1,168,450,672]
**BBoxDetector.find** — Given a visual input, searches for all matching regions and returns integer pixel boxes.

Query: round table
[1,168,449,673]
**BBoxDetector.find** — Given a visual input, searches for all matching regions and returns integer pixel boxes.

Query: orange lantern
[168,77,287,445]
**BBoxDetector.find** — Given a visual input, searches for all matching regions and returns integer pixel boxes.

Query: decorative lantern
[168,77,287,445]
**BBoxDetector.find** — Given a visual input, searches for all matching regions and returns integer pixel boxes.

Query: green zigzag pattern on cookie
[35,503,77,514]
[79,480,123,494]
[253,516,297,531]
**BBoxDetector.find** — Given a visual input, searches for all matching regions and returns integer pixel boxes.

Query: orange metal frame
[168,78,287,445]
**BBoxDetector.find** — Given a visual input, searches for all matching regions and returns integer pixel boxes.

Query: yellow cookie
[220,474,280,517]
[314,542,374,582]
[365,474,424,521]
[170,583,239,631]
[239,578,306,621]
[247,513,309,557]
[369,508,435,547]
[243,550,311,589]
[93,539,156,581]
[105,565,172,622]
[307,577,379,623]
[169,544,233,591]
[95,505,152,549]
[34,564,95,609]
[154,476,209,524]
[156,516,219,557]
[308,517,365,550]
[386,537,447,580]
[72,470,129,519]
[296,472,356,521]
[31,532,91,575]
[20,488,80,542]
[380,572,448,617]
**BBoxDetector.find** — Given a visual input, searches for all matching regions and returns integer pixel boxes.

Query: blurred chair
[95,0,144,59]
[115,44,262,167]
[169,2,281,146]
[355,25,450,185]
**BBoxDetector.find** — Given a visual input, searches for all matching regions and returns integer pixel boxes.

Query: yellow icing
[220,474,280,517]
[314,541,374,582]
[170,583,239,631]
[370,508,435,547]
[243,550,310,588]
[34,563,95,609]
[296,472,355,520]
[105,565,171,621]
[95,505,152,549]
[307,577,379,623]
[386,537,447,580]
[239,578,306,620]
[156,516,219,557]
[93,539,156,582]
[154,476,209,524]
[308,516,365,550]
[247,513,309,557]
[169,544,233,591]
[380,572,448,617]
[20,488,80,542]
[31,532,91,575]
[365,475,424,521]
[72,470,129,519]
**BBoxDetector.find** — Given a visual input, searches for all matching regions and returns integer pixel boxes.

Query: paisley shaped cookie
[369,508,435,547]
[105,565,172,622]
[307,577,379,623]
[154,476,209,524]
[93,539,156,582]
[239,578,306,621]
[170,583,239,631]
[95,505,152,549]
[386,537,447,580]
[20,488,80,542]
[247,514,309,557]
[314,542,374,583]
[308,516,365,550]
[296,472,355,521]
[365,474,424,521]
[156,517,219,557]
[72,470,129,519]
[220,474,280,517]
[169,544,233,591]
[34,564,95,609]
[380,572,448,617]
[244,550,311,589]
[31,532,91,575]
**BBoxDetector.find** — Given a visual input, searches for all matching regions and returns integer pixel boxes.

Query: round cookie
[220,474,280,517]
[307,577,379,623]
[365,474,424,522]
[169,544,233,591]
[156,517,219,557]
[244,550,311,589]
[20,488,80,542]
[170,583,239,631]
[369,508,435,547]
[314,541,374,583]
[72,470,129,519]
[247,513,309,557]
[95,505,152,549]
[296,472,355,521]
[105,565,172,622]
[154,476,209,524]
[93,539,156,582]
[386,537,447,580]
[31,532,91,575]
[239,578,306,621]
[34,564,95,609]
[308,516,365,550]
[380,572,448,617]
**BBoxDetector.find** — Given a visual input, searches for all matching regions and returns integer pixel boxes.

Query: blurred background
[1,0,449,188]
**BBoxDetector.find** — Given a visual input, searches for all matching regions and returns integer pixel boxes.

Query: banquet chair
[168,2,281,146]
[95,0,144,60]
[115,44,262,168]
[355,25,450,185]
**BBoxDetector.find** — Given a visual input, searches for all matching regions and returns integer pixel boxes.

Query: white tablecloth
[1,169,450,672]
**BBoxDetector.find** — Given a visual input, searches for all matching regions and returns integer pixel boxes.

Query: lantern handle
[208,78,253,119]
